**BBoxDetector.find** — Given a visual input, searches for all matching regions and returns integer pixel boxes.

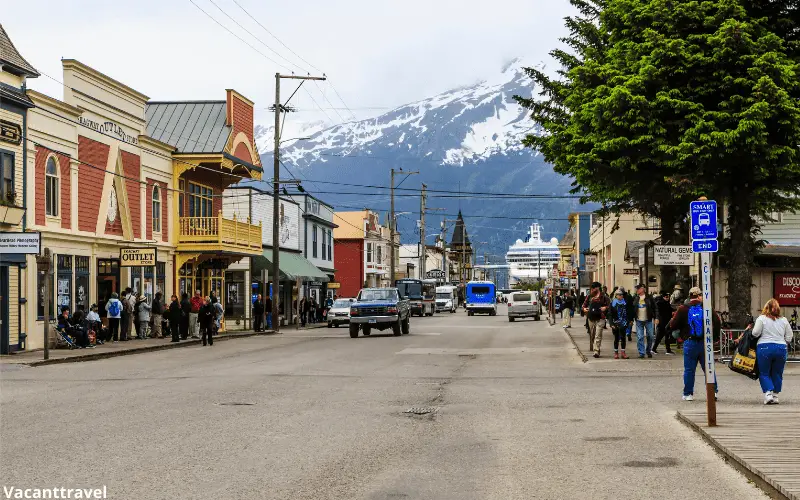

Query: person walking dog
[752,299,794,404]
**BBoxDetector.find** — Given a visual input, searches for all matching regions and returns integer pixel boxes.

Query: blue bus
[466,281,497,316]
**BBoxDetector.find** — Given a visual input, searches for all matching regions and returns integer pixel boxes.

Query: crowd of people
[548,281,795,404]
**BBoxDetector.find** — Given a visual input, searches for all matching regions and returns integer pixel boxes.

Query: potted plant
[0,190,25,226]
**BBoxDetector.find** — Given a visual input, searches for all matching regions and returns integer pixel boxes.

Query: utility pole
[389,168,418,285]
[272,73,326,332]
[420,183,426,280]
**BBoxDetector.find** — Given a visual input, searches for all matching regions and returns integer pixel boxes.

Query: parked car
[348,288,411,338]
[507,291,541,322]
[327,298,355,328]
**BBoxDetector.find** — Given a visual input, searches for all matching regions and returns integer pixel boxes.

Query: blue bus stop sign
[690,201,718,241]
[692,239,718,253]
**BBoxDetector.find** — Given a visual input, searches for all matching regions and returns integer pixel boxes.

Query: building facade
[333,210,396,298]
[448,211,473,284]
[0,24,39,353]
[588,212,660,292]
[287,193,337,303]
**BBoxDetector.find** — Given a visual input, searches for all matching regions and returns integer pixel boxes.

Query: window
[377,245,382,265]
[188,182,213,217]
[366,242,373,263]
[178,180,185,217]
[320,229,326,260]
[57,254,73,311]
[45,156,59,216]
[327,230,332,261]
[0,151,14,204]
[75,256,90,312]
[312,225,318,258]
[152,185,161,233]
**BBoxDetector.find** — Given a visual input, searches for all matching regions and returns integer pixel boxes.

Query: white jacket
[752,315,793,345]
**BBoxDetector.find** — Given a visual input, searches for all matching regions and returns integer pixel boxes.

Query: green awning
[254,250,329,282]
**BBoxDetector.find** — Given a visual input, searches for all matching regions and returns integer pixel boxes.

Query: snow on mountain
[256,59,583,263]
[254,120,331,155]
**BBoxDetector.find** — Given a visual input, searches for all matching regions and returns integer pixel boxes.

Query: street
[1,306,780,500]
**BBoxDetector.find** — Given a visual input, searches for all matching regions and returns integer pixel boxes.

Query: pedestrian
[179,292,191,339]
[190,290,203,339]
[199,296,215,346]
[621,287,635,341]
[562,290,574,329]
[301,297,309,327]
[669,287,720,401]
[126,288,136,341]
[582,282,610,358]
[105,292,122,342]
[264,293,273,330]
[253,294,264,332]
[609,289,629,359]
[578,292,586,315]
[752,299,794,405]
[168,294,181,343]
[136,295,151,339]
[86,304,105,344]
[211,295,224,334]
[120,290,130,341]
[633,284,657,358]
[151,292,164,339]
[652,291,675,355]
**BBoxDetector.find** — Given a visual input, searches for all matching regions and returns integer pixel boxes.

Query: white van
[507,291,541,322]
[435,286,457,313]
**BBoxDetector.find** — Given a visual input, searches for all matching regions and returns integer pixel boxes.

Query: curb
[18,331,278,367]
[676,411,793,500]
[561,326,588,363]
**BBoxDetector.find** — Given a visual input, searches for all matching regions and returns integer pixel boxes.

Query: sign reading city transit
[426,269,446,279]
[774,272,800,306]
[653,246,693,266]
[120,248,157,267]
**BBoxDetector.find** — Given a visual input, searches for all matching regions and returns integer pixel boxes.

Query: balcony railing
[178,213,262,253]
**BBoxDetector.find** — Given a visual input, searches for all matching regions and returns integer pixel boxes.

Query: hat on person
[618,286,626,293]
[661,291,670,298]
[614,289,624,296]
[689,286,702,297]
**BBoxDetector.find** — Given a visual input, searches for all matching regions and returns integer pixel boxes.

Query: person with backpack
[609,289,629,359]
[621,288,635,342]
[669,287,720,401]
[105,292,122,342]
[561,291,574,329]
[211,295,224,334]
[752,299,794,405]
[582,282,611,358]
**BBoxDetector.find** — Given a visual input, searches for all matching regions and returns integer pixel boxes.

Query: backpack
[108,300,120,317]
[687,303,704,339]
[588,299,604,321]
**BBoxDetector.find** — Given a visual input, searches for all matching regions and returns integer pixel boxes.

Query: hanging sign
[426,269,446,279]
[774,272,800,306]
[584,254,597,272]
[653,246,693,266]
[120,248,157,267]
[0,120,22,145]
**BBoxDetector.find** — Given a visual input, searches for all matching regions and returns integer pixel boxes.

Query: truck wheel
[327,322,332,328]
[392,321,402,336]
[363,327,371,336]
[468,311,474,316]
[402,317,410,335]
[349,324,359,338]
[509,317,515,322]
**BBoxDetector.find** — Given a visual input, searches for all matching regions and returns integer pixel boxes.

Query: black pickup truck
[348,288,411,338]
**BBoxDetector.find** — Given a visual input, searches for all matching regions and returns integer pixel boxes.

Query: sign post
[36,248,52,360]
[690,199,718,427]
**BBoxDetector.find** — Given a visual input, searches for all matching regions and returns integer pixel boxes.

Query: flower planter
[0,205,25,226]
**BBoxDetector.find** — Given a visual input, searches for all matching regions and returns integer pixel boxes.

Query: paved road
[1,305,778,500]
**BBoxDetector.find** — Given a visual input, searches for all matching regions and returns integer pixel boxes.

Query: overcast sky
[4,0,575,128]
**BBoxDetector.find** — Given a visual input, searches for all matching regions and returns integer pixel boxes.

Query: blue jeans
[636,319,654,356]
[683,338,718,396]
[266,312,272,329]
[756,343,787,393]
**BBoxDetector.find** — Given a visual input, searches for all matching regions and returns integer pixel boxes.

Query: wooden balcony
[177,213,262,255]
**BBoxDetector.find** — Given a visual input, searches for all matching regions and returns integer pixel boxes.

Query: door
[1,267,9,354]
[97,277,116,322]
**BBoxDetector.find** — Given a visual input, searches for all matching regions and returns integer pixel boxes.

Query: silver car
[327,298,354,328]
[507,291,541,322]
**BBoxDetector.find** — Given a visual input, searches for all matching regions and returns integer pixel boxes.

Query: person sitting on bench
[57,306,91,348]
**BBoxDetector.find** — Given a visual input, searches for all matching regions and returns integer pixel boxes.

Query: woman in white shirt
[752,299,794,405]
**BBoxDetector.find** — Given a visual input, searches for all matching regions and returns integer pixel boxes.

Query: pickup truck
[348,288,411,338]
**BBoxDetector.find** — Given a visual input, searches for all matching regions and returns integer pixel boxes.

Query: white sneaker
[773,393,780,404]
[764,392,775,405]
[682,395,694,401]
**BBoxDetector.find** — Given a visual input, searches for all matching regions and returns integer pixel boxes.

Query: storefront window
[57,254,72,311]
[225,271,245,318]
[313,225,318,258]
[144,265,154,302]
[1,151,14,203]
[45,156,59,216]
[179,263,195,297]
[75,256,90,312]
[156,262,166,298]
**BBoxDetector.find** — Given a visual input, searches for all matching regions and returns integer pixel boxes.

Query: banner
[774,272,800,306]
[653,246,693,266]
[120,248,157,267]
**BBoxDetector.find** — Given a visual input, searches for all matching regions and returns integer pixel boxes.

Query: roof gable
[0,24,39,77]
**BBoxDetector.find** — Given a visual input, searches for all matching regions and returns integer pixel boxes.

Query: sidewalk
[678,408,800,500]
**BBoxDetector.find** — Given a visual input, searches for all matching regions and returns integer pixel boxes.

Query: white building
[286,193,338,303]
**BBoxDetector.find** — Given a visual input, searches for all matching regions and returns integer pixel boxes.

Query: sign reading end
[692,240,718,253]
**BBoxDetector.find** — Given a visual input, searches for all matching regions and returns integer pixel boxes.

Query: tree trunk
[659,210,678,293]
[726,192,755,328]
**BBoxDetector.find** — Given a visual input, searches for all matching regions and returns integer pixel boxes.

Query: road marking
[410,332,442,336]
[397,347,534,355]
[429,325,513,329]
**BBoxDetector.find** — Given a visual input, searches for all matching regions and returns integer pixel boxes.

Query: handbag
[728,329,759,380]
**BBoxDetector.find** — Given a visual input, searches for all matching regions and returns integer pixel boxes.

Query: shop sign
[426,269,445,279]
[120,248,157,267]
[79,116,139,145]
[0,120,22,145]
[0,231,41,254]
[774,272,800,306]
[624,268,639,275]
[585,255,597,272]
[653,245,693,266]
[308,281,323,287]
[327,282,341,289]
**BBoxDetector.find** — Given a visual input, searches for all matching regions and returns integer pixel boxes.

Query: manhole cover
[404,407,438,415]
[217,402,255,406]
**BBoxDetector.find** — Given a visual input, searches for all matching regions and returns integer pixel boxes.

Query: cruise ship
[506,223,560,285]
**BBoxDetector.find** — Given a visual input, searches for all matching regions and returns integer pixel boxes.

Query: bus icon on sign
[698,213,711,227]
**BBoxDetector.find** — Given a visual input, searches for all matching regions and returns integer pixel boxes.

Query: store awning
[255,250,329,282]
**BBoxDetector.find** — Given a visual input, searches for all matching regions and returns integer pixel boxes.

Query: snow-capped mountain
[257,59,583,265]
